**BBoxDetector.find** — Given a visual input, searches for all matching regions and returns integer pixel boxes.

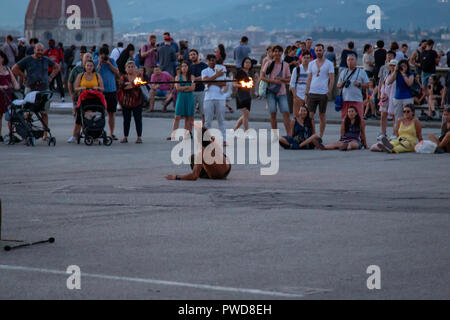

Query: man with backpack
[290,51,311,117]
[44,39,65,102]
[260,45,292,140]
[420,39,440,93]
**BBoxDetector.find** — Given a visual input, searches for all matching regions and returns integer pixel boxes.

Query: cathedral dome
[25,0,114,46]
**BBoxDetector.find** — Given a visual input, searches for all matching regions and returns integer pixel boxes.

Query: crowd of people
[0,33,449,155]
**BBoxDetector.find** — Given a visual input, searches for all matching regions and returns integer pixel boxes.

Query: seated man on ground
[148,65,174,112]
[324,106,368,151]
[166,128,231,181]
[429,106,450,153]
[372,104,423,153]
[279,105,324,150]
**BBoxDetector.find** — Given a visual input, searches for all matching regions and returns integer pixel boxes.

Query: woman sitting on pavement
[323,106,367,151]
[426,75,445,121]
[372,104,423,153]
[279,105,323,150]
[429,106,450,153]
[68,60,104,143]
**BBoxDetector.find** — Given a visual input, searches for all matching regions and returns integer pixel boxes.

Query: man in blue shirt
[95,46,120,140]
[233,36,252,69]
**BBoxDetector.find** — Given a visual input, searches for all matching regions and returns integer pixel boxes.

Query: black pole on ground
[0,199,55,252]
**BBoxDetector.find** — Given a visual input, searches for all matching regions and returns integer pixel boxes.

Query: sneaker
[61,97,65,102]
[0,136,3,143]
[377,134,387,141]
[435,147,446,154]
[377,143,393,153]
[67,136,76,143]
[381,137,394,150]
[111,135,118,141]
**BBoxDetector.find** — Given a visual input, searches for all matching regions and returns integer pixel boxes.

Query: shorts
[422,72,435,87]
[155,89,167,97]
[25,87,51,113]
[307,93,328,114]
[236,97,251,111]
[267,93,289,114]
[104,92,118,113]
[281,136,314,150]
[190,154,231,179]
[393,98,414,124]
[75,109,82,125]
[194,91,205,114]
[340,138,363,149]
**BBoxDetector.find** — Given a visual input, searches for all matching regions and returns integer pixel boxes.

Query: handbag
[267,61,284,95]
[258,80,267,97]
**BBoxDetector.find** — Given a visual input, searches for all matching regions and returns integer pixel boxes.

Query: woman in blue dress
[169,61,195,140]
[279,105,324,150]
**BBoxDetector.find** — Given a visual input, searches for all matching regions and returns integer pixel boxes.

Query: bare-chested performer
[166,128,231,181]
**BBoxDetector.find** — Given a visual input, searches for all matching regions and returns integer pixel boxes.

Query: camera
[344,80,351,88]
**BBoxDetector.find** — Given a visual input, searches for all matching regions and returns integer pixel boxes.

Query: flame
[134,77,148,86]
[240,77,254,89]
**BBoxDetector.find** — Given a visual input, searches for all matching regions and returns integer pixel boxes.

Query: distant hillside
[169,0,450,32]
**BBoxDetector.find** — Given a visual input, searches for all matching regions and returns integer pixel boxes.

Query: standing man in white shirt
[305,44,335,138]
[202,54,228,146]
[110,42,124,61]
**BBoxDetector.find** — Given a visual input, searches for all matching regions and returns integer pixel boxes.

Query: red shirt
[44,48,63,72]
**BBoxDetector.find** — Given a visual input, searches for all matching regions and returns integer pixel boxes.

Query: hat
[18,37,26,42]
[164,36,172,41]
[389,59,398,66]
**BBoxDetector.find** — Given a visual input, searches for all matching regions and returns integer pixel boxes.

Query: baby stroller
[77,90,112,146]
[5,90,56,147]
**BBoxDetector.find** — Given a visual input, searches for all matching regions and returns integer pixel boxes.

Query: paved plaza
[0,112,449,300]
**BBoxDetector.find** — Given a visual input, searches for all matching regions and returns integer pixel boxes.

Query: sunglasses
[403,110,412,114]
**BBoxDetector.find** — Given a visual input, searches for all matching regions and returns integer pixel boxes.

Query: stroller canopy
[77,90,107,109]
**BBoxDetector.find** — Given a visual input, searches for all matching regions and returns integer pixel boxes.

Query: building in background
[25,0,114,47]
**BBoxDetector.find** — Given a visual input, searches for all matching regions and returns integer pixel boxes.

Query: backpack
[138,48,145,66]
[266,61,284,95]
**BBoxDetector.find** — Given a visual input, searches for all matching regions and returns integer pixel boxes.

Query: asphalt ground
[0,112,449,300]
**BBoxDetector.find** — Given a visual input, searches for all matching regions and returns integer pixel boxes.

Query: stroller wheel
[48,137,56,147]
[77,133,81,145]
[85,136,94,146]
[26,136,36,147]
[104,136,113,147]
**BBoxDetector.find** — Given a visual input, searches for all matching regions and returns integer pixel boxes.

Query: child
[364,78,378,120]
